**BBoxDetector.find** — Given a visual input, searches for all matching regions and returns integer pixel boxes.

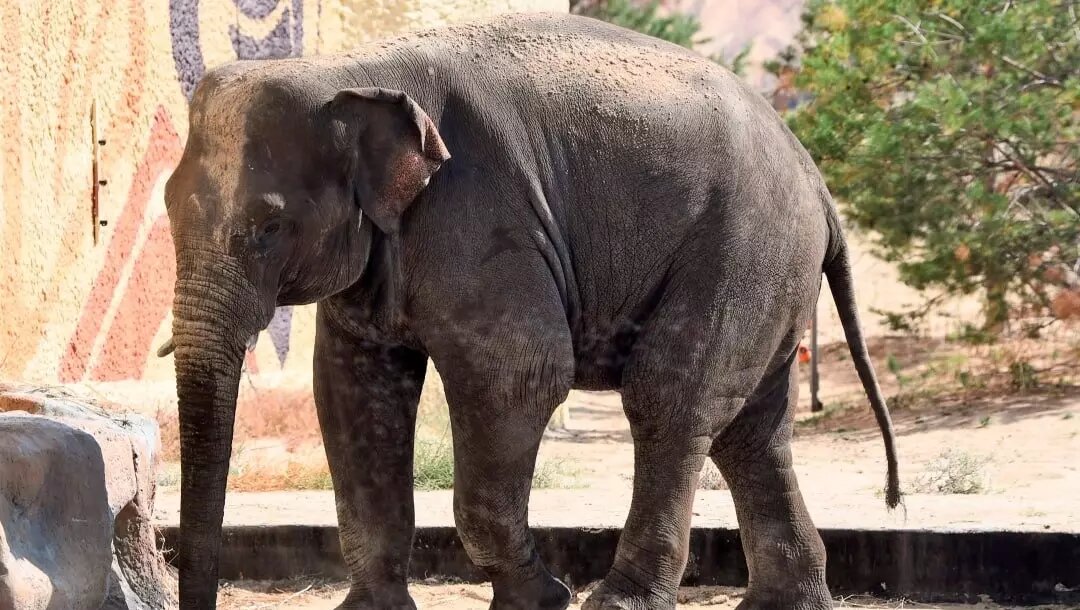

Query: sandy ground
[216,581,1072,610]
[534,352,1080,531]
[157,332,1080,532]
[166,359,1080,610]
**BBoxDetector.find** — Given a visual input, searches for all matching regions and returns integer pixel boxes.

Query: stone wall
[0,0,566,390]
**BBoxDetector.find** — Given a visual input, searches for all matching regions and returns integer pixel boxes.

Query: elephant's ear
[331,87,451,234]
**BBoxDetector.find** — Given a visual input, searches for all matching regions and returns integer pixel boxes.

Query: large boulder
[0,385,177,610]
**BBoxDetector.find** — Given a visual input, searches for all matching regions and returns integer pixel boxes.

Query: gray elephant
[161,12,900,610]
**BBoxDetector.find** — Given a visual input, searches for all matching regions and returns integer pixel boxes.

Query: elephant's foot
[489,571,572,610]
[580,580,675,610]
[735,581,832,610]
[334,585,417,610]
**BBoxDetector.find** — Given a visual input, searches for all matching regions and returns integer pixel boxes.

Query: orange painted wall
[0,0,566,390]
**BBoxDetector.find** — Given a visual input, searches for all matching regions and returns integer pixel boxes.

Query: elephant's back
[320,13,751,125]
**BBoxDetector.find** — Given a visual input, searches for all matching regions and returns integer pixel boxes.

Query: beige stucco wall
[0,0,566,392]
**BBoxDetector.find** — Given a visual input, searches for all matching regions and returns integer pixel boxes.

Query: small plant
[954,369,987,391]
[796,402,848,428]
[885,353,922,393]
[955,369,971,389]
[413,439,457,491]
[1009,360,1039,391]
[1064,413,1074,421]
[888,388,933,411]
[698,461,728,490]
[533,458,579,489]
[412,439,578,490]
[886,353,902,379]
[950,324,997,346]
[978,416,992,428]
[911,450,991,495]
[157,463,181,488]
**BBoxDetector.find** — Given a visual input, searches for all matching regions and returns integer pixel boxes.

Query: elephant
[161,12,900,610]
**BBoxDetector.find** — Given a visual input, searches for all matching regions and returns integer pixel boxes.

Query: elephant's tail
[823,233,902,510]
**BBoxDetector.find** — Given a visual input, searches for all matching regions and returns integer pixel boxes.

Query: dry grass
[797,328,1080,434]
[229,444,334,492]
[156,365,449,492]
[698,461,729,490]
[1051,289,1080,320]
[156,364,576,492]
[910,449,992,495]
[155,385,323,465]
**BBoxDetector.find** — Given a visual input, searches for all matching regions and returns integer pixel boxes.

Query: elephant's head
[163,63,449,608]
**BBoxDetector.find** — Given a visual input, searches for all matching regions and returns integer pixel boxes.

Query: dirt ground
[216,580,1072,609]
[154,331,1080,532]
[528,332,1080,530]
[157,330,1080,610]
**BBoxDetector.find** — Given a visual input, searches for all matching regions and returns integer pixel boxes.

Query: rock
[0,386,177,610]
[0,416,112,610]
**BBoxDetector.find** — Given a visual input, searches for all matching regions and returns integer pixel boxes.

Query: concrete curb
[158,526,1080,604]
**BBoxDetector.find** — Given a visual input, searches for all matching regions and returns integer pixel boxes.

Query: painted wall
[0,0,566,390]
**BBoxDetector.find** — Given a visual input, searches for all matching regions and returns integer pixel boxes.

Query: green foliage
[572,0,750,75]
[886,353,903,377]
[1008,359,1039,390]
[715,44,753,78]
[954,368,986,390]
[949,323,998,345]
[872,306,921,333]
[795,401,851,427]
[414,439,457,491]
[777,0,1080,330]
[581,0,703,47]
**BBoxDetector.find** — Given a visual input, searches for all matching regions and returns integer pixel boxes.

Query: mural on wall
[58,0,314,383]
[2,0,567,386]
[170,0,308,100]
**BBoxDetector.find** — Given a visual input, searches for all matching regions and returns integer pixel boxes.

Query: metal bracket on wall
[91,99,107,244]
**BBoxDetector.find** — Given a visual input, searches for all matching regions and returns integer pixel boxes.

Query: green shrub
[776,0,1080,332]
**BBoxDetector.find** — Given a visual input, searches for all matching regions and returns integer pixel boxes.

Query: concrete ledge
[158,525,1080,604]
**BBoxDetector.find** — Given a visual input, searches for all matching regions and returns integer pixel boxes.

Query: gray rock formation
[0,386,177,610]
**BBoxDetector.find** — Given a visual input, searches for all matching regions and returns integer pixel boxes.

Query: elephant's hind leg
[583,227,829,609]
[580,393,722,610]
[582,305,764,608]
[712,361,831,610]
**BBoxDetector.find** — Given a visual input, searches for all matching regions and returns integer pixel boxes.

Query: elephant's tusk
[156,337,175,358]
[158,334,257,357]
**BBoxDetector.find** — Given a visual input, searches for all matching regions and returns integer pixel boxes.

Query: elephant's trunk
[171,253,261,609]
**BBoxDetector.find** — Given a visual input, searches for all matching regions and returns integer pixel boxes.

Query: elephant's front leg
[443,362,574,610]
[313,310,427,610]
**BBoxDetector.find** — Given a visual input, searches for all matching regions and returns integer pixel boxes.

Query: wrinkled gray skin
[163,12,900,610]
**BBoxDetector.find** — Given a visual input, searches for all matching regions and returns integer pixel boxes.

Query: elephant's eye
[254,218,286,251]
[262,220,281,236]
